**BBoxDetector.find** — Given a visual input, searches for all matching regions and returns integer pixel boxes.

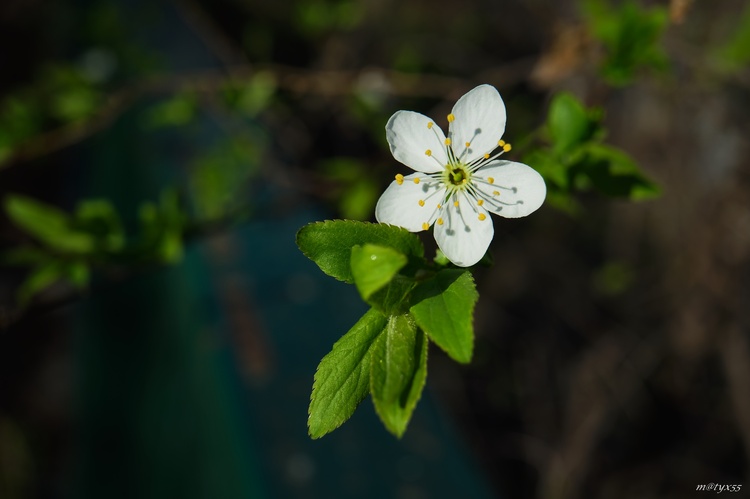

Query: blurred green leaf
[74,199,125,251]
[584,0,669,85]
[144,92,197,129]
[575,143,660,199]
[189,138,260,220]
[16,260,89,306]
[548,93,597,156]
[714,3,750,73]
[5,195,95,254]
[370,314,427,438]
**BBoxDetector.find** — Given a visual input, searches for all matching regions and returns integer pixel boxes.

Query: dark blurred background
[1,0,749,498]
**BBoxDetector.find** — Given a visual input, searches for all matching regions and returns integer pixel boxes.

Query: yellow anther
[427,122,434,129]
[498,139,506,147]
[437,218,444,225]
[454,200,459,207]
[447,114,455,123]
[483,153,490,159]
[465,142,471,148]
[503,143,512,152]
[488,177,494,184]
[418,199,425,207]
[478,213,487,221]
[462,178,467,184]
[413,177,420,184]
[444,138,452,146]
[437,203,442,209]
[395,174,404,185]
[477,199,484,206]
[493,190,500,196]
[425,149,432,156]
[422,222,429,230]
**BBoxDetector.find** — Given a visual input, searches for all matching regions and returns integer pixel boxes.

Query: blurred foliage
[583,0,669,86]
[714,2,750,73]
[320,158,379,220]
[525,92,659,213]
[3,190,186,306]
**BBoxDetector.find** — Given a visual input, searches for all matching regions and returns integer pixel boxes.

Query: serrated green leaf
[410,269,477,364]
[370,314,428,438]
[296,220,424,283]
[308,308,387,439]
[5,195,95,254]
[351,244,408,301]
[548,93,593,156]
[366,274,418,316]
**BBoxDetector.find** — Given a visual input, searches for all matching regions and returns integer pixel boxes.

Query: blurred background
[1,0,749,497]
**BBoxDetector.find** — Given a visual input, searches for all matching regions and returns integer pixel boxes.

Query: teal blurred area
[0,0,495,497]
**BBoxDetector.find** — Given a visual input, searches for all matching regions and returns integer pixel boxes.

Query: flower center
[444,163,470,188]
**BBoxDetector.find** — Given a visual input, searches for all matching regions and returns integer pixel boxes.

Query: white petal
[449,85,506,163]
[386,111,448,173]
[472,160,546,218]
[433,191,494,267]
[375,173,445,232]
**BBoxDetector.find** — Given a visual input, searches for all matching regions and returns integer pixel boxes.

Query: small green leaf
[410,270,478,364]
[370,314,428,438]
[366,275,418,316]
[296,220,424,283]
[350,244,408,300]
[5,195,95,253]
[548,93,594,155]
[308,308,387,439]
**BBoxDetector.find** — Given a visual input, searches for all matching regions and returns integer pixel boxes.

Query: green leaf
[350,244,408,301]
[548,93,595,156]
[5,195,95,253]
[576,143,660,200]
[296,220,424,283]
[714,3,750,73]
[370,314,428,438]
[308,308,387,439]
[16,262,64,306]
[366,274,418,316]
[410,270,478,364]
[74,199,125,251]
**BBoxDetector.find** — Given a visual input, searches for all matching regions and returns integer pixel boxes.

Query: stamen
[498,140,506,147]
[425,149,432,156]
[427,122,434,129]
[437,218,444,225]
[413,178,420,184]
[465,142,471,148]
[447,114,455,123]
[437,203,442,209]
[444,138,452,146]
[493,190,500,196]
[454,200,459,207]
[418,200,425,207]
[503,143,512,152]
[483,153,490,159]
[478,213,486,221]
[422,222,429,230]
[488,177,494,184]
[395,174,404,185]
[477,199,484,206]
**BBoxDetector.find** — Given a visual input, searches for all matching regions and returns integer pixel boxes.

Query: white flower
[375,84,546,267]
